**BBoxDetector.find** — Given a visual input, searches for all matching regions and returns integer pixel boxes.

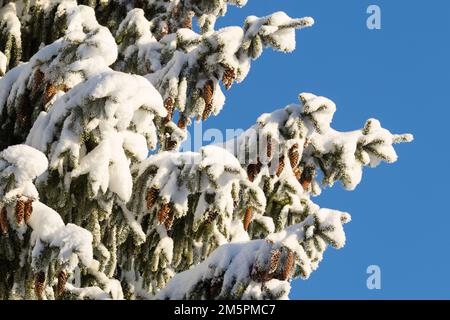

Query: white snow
[26,71,165,202]
[0,51,6,76]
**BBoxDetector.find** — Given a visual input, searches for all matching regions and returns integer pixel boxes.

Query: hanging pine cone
[146,187,159,211]
[276,156,285,177]
[202,80,214,120]
[247,160,262,182]
[43,84,58,105]
[182,11,194,29]
[269,249,281,274]
[280,251,295,280]
[300,167,314,190]
[164,210,175,231]
[34,271,46,300]
[0,207,8,235]
[24,198,33,224]
[15,199,25,224]
[288,143,300,168]
[164,97,174,123]
[243,207,253,231]
[205,210,219,225]
[266,135,274,158]
[56,271,68,297]
[33,69,44,92]
[300,178,312,190]
[222,66,235,90]
[157,203,171,224]
[43,83,68,105]
[177,114,187,129]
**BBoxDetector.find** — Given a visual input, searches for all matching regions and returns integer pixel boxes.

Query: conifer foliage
[0,0,412,299]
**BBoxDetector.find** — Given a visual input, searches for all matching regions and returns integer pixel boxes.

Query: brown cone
[182,16,192,29]
[177,114,187,129]
[157,203,171,224]
[33,69,44,92]
[164,210,175,231]
[266,135,273,158]
[202,80,214,120]
[146,187,159,211]
[164,97,174,122]
[247,161,262,182]
[0,207,8,235]
[222,67,235,90]
[281,251,295,280]
[269,249,281,274]
[24,199,33,224]
[288,143,300,168]
[205,210,219,225]
[34,271,46,300]
[15,199,25,224]
[243,207,253,231]
[300,167,313,190]
[43,83,68,105]
[300,177,312,190]
[276,156,285,177]
[57,271,68,297]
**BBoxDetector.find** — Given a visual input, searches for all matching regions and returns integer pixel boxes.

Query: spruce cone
[266,135,273,158]
[222,66,235,90]
[177,114,187,129]
[247,161,262,182]
[15,199,25,224]
[276,156,285,177]
[288,143,300,168]
[280,251,295,280]
[300,167,314,190]
[164,210,175,231]
[34,271,46,300]
[269,249,281,274]
[43,83,68,105]
[157,203,171,224]
[164,97,174,123]
[202,80,214,120]
[243,207,253,231]
[300,177,312,190]
[205,210,219,225]
[43,84,58,105]
[146,187,159,211]
[0,207,8,235]
[182,12,194,29]
[33,69,44,92]
[57,271,68,297]
[24,199,33,224]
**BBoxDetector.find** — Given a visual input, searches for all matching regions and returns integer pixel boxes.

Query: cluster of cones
[1,196,68,299]
[252,244,297,285]
[34,270,68,300]
[0,196,34,235]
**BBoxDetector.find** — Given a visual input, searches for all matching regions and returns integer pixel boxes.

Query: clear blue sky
[190,0,450,299]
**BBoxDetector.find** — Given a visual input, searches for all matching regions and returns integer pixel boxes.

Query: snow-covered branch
[156,207,350,299]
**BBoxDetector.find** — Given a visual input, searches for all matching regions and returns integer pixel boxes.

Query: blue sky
[190,0,450,299]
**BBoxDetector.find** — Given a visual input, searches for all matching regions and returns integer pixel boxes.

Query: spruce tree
[0,1,412,299]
